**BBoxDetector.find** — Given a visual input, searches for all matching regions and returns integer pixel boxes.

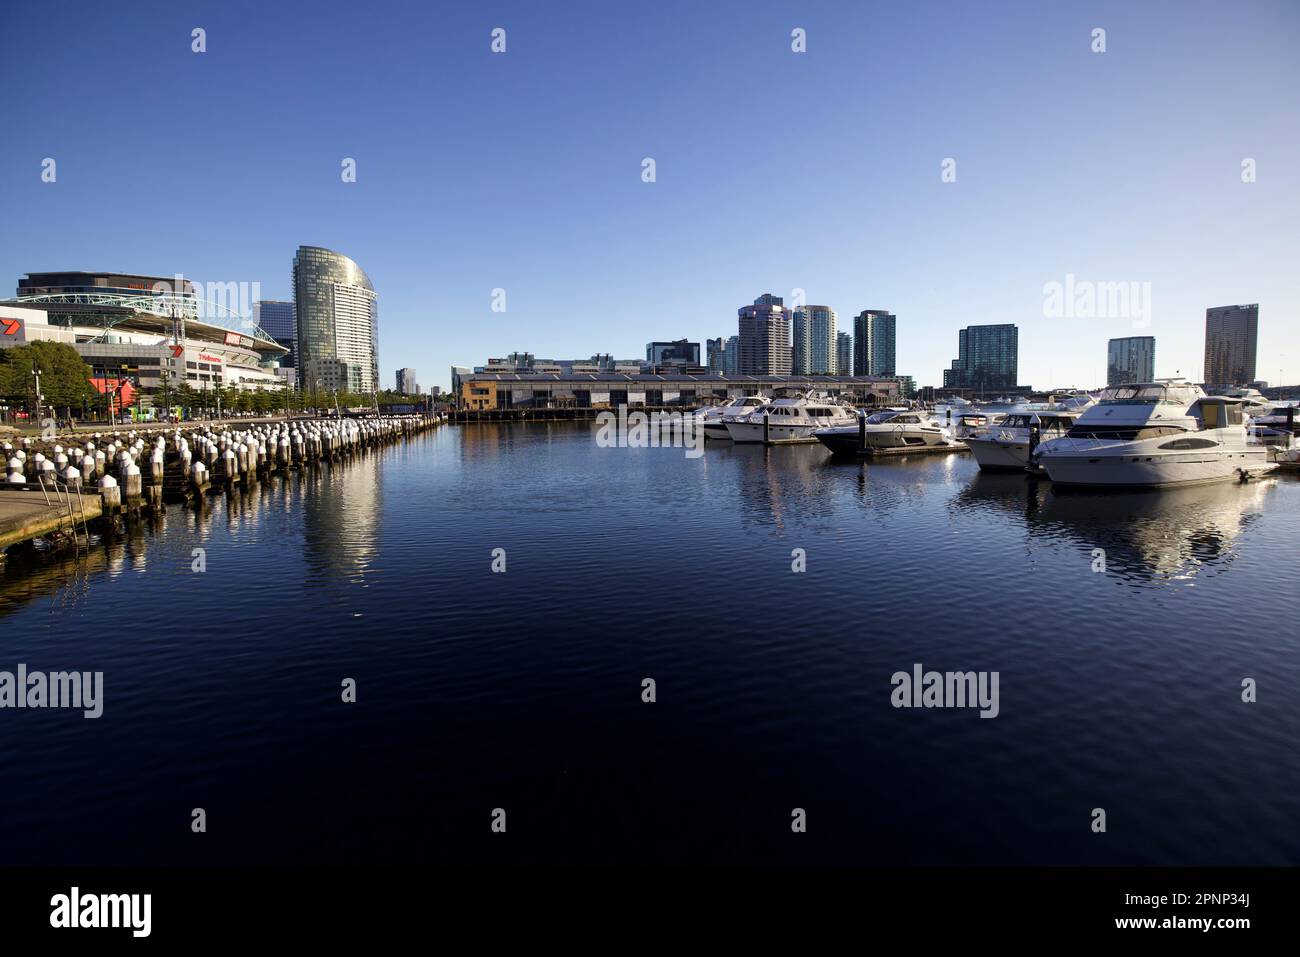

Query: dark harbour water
[1,421,1298,866]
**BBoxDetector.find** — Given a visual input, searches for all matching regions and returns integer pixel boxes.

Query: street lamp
[31,361,43,427]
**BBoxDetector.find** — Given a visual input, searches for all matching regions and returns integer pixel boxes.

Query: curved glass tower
[292,246,378,396]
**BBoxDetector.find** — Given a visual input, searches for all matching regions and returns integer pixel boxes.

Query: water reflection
[952,472,1276,585]
[301,453,383,580]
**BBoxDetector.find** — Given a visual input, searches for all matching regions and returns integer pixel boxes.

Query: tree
[175,382,198,414]
[0,341,95,416]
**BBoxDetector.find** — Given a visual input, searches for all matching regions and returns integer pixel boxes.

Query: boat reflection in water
[951,471,1277,585]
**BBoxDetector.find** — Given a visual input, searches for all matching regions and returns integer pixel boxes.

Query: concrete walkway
[0,488,102,550]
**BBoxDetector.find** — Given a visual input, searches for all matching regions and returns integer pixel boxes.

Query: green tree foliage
[0,341,95,412]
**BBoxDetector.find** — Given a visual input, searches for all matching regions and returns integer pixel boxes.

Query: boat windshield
[1099,385,1170,405]
[1100,384,1200,406]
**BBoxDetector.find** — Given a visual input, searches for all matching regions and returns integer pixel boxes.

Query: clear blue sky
[2,0,1297,390]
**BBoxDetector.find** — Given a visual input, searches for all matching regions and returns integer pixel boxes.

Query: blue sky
[2,0,1297,390]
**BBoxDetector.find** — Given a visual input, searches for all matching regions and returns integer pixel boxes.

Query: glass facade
[793,305,837,374]
[292,246,378,395]
[943,323,1018,391]
[1203,304,1258,387]
[853,310,896,376]
[837,331,853,376]
[645,339,700,367]
[1107,336,1155,385]
[254,300,296,370]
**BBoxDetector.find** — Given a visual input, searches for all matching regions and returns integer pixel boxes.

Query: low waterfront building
[458,371,905,411]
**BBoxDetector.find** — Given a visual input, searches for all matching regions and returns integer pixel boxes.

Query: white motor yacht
[1035,380,1271,487]
[952,411,1006,440]
[724,393,857,444]
[1249,401,1299,436]
[1220,386,1272,420]
[963,410,1078,470]
[815,409,952,452]
[696,394,770,441]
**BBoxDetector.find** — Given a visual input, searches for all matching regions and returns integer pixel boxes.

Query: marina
[2,419,1297,868]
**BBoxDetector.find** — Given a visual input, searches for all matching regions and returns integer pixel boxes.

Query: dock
[856,443,969,458]
[0,488,102,551]
[1,414,443,568]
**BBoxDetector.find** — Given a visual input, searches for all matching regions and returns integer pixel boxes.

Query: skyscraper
[396,367,418,394]
[794,305,837,374]
[1203,304,1258,387]
[737,293,791,375]
[293,245,378,395]
[837,331,853,376]
[791,308,810,375]
[853,310,896,376]
[254,300,297,371]
[1107,336,1155,385]
[706,337,726,372]
[724,335,740,374]
[943,324,1019,392]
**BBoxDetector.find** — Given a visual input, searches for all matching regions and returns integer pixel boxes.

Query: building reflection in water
[300,451,383,582]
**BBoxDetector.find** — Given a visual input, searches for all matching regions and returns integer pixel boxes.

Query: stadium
[0,272,290,414]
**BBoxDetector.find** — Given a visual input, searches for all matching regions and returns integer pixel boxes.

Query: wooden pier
[1,414,442,568]
[857,443,969,458]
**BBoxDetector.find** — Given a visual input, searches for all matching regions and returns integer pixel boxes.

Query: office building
[943,323,1019,392]
[837,331,853,377]
[254,300,296,371]
[791,308,810,374]
[737,293,792,375]
[724,335,740,374]
[1203,304,1258,388]
[645,339,700,368]
[853,310,896,376]
[293,245,378,395]
[706,337,726,372]
[1107,336,1155,385]
[396,367,418,394]
[792,305,837,374]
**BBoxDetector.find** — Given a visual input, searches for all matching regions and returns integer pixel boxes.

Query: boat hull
[703,421,733,441]
[725,420,826,443]
[859,427,950,450]
[1039,446,1269,487]
[964,435,1031,470]
[814,429,864,456]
